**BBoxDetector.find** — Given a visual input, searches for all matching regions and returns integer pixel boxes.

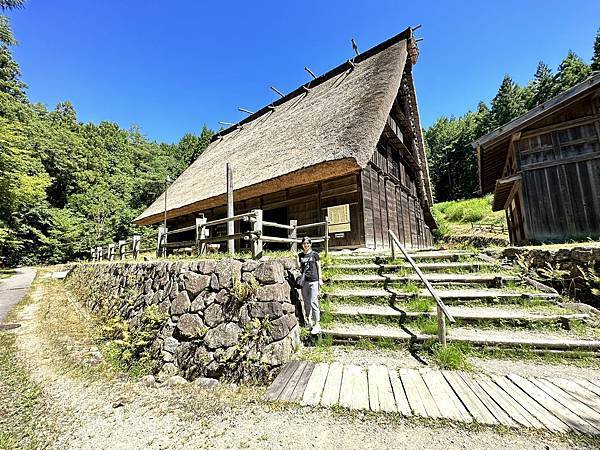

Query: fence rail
[388,229,455,347]
[90,209,330,262]
[471,222,507,234]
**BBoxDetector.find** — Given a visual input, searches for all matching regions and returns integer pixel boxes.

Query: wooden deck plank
[301,363,330,406]
[321,362,344,407]
[507,374,593,434]
[474,374,538,429]
[339,365,369,410]
[278,361,309,402]
[367,365,397,413]
[264,360,300,401]
[420,369,472,422]
[443,371,498,426]
[388,369,412,416]
[547,378,600,415]
[457,372,516,427]
[289,362,315,403]
[400,368,441,418]
[573,378,600,399]
[529,378,600,433]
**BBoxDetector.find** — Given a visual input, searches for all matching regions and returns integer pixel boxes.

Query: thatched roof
[135,28,424,225]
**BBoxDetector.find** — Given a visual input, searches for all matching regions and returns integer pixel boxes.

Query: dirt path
[3,279,598,449]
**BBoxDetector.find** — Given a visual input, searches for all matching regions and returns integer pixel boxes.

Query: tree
[526,62,555,110]
[592,28,600,72]
[490,75,528,128]
[552,50,591,96]
[0,1,24,46]
[0,42,26,99]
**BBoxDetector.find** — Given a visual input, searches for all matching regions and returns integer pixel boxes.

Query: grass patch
[0,268,16,279]
[429,342,472,370]
[405,298,435,312]
[413,317,438,335]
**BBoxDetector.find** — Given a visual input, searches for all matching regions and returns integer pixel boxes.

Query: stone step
[331,250,474,262]
[322,323,600,351]
[328,273,520,286]
[327,303,589,325]
[324,288,558,305]
[325,262,498,273]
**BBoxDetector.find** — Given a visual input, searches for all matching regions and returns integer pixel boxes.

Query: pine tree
[526,62,555,110]
[0,43,25,99]
[490,75,527,128]
[592,28,600,72]
[552,50,592,96]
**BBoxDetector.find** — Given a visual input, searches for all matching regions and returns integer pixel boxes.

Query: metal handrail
[388,229,454,346]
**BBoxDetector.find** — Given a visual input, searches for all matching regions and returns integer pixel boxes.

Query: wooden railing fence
[90,209,329,262]
[388,229,455,346]
[470,222,507,234]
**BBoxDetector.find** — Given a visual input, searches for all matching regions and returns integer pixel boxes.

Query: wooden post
[226,163,235,255]
[289,219,297,253]
[108,243,115,261]
[390,234,396,260]
[90,248,96,261]
[437,304,447,347]
[157,227,167,257]
[132,235,141,260]
[324,216,330,256]
[96,246,103,261]
[196,217,208,256]
[118,240,126,260]
[251,209,263,260]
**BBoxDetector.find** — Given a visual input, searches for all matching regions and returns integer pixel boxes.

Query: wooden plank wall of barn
[518,94,600,241]
[361,142,432,249]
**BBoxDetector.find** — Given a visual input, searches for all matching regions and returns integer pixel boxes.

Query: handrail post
[108,243,115,261]
[390,234,396,260]
[289,219,297,253]
[437,305,447,346]
[324,216,330,256]
[132,235,141,260]
[157,226,167,257]
[251,209,263,260]
[196,217,208,256]
[118,240,126,260]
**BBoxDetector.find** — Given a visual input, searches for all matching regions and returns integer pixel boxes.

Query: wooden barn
[473,73,600,244]
[134,28,436,250]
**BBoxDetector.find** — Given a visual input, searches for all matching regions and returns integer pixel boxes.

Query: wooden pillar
[196,217,208,256]
[437,304,447,347]
[96,246,103,261]
[157,227,167,257]
[118,240,126,260]
[251,209,263,260]
[289,219,297,253]
[108,243,115,261]
[90,248,96,261]
[226,163,235,255]
[132,235,141,260]
[324,216,330,256]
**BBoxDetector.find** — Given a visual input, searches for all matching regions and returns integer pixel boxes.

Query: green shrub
[430,343,471,370]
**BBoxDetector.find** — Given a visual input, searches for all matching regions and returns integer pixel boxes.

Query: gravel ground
[3,281,599,449]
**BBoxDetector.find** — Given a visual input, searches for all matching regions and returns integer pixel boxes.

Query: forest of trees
[0,1,213,265]
[425,29,600,202]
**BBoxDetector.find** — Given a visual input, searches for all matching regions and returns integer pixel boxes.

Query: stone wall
[496,246,600,305]
[67,258,301,382]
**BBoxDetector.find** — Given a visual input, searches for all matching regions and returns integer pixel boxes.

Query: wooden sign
[328,204,351,233]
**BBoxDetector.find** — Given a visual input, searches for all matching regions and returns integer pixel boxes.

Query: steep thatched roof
[135,28,423,225]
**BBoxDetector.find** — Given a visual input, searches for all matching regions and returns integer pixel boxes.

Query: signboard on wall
[327,204,351,233]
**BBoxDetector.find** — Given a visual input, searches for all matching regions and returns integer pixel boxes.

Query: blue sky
[7,0,599,143]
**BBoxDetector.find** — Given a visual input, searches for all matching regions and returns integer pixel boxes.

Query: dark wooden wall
[361,137,433,249]
[516,93,600,241]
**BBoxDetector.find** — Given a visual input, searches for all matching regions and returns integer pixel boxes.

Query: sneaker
[311,323,322,335]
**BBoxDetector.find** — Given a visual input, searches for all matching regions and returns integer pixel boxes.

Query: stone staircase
[320,249,600,353]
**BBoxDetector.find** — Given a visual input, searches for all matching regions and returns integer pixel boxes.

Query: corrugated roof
[135,28,425,225]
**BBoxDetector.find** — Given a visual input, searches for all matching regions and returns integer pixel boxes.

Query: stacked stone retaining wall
[67,258,301,381]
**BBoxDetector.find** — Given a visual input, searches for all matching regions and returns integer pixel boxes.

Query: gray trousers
[301,281,320,324]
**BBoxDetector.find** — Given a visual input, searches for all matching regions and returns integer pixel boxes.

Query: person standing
[298,237,323,334]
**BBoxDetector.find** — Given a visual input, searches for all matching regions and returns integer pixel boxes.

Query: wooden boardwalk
[265,361,600,435]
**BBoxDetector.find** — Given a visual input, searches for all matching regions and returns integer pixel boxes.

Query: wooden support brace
[157,227,167,257]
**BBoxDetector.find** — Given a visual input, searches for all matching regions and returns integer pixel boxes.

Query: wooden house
[473,73,600,244]
[134,28,436,250]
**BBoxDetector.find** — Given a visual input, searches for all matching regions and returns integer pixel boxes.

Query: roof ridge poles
[304,66,317,79]
[270,86,285,98]
[238,107,255,115]
[351,38,359,56]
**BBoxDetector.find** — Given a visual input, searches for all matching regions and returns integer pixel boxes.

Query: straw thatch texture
[136,35,411,225]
